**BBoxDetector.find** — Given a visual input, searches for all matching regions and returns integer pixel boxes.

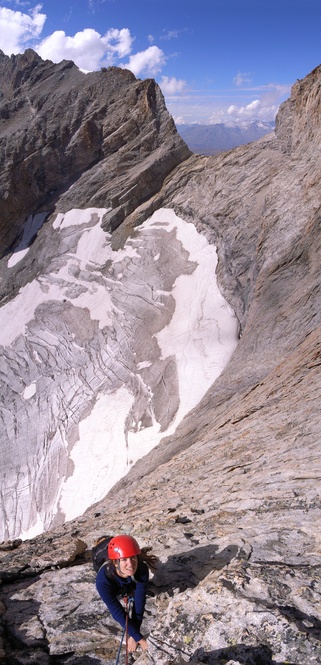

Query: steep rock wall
[0,49,190,258]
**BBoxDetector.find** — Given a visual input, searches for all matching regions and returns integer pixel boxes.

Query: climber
[95,534,159,654]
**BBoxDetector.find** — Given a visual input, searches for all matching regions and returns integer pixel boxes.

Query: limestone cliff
[0,52,320,665]
[0,48,189,258]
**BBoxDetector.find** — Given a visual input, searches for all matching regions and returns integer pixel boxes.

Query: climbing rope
[115,603,190,663]
[126,597,134,665]
[114,596,134,665]
[115,624,126,665]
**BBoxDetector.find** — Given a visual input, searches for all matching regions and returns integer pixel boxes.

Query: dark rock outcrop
[0,49,190,258]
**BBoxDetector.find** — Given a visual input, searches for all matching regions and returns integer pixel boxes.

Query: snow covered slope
[0,206,238,540]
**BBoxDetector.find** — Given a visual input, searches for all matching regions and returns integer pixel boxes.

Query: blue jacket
[96,560,149,641]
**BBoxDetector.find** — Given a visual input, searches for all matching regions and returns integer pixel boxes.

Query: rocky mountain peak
[0,53,320,665]
[0,49,190,257]
[276,64,321,153]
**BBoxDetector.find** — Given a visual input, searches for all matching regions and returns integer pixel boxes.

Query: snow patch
[1,205,239,540]
[58,388,134,519]
[23,383,37,399]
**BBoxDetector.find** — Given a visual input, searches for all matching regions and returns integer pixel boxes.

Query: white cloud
[103,27,133,58]
[37,27,133,71]
[0,4,164,75]
[233,71,253,86]
[174,116,186,124]
[160,27,188,41]
[121,45,166,77]
[227,99,262,120]
[225,85,290,124]
[207,83,291,125]
[224,98,278,124]
[0,4,46,54]
[205,106,232,124]
[161,29,180,41]
[159,75,187,95]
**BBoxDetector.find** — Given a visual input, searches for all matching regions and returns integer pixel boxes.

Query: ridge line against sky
[0,0,321,125]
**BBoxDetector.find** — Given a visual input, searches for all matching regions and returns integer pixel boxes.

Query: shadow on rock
[277,604,321,641]
[191,642,296,665]
[151,543,239,594]
[1,578,49,662]
[51,655,105,664]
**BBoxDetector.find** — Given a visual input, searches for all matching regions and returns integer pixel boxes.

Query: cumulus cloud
[227,99,263,120]
[105,27,133,58]
[0,4,164,76]
[37,27,133,71]
[206,75,290,125]
[122,45,166,77]
[226,85,290,124]
[208,83,291,125]
[0,4,46,54]
[159,75,187,95]
[174,116,186,124]
[210,98,278,125]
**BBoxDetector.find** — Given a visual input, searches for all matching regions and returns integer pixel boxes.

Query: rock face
[0,52,321,665]
[0,48,189,258]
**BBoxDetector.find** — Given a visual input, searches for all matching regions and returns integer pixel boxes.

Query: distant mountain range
[176,120,275,154]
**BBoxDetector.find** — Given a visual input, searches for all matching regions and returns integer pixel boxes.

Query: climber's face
[116,555,138,578]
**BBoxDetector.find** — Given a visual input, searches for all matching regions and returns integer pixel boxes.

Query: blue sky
[0,0,321,125]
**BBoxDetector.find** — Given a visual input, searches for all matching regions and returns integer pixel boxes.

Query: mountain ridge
[0,48,190,258]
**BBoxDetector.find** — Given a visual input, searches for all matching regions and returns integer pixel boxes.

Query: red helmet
[108,535,141,560]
